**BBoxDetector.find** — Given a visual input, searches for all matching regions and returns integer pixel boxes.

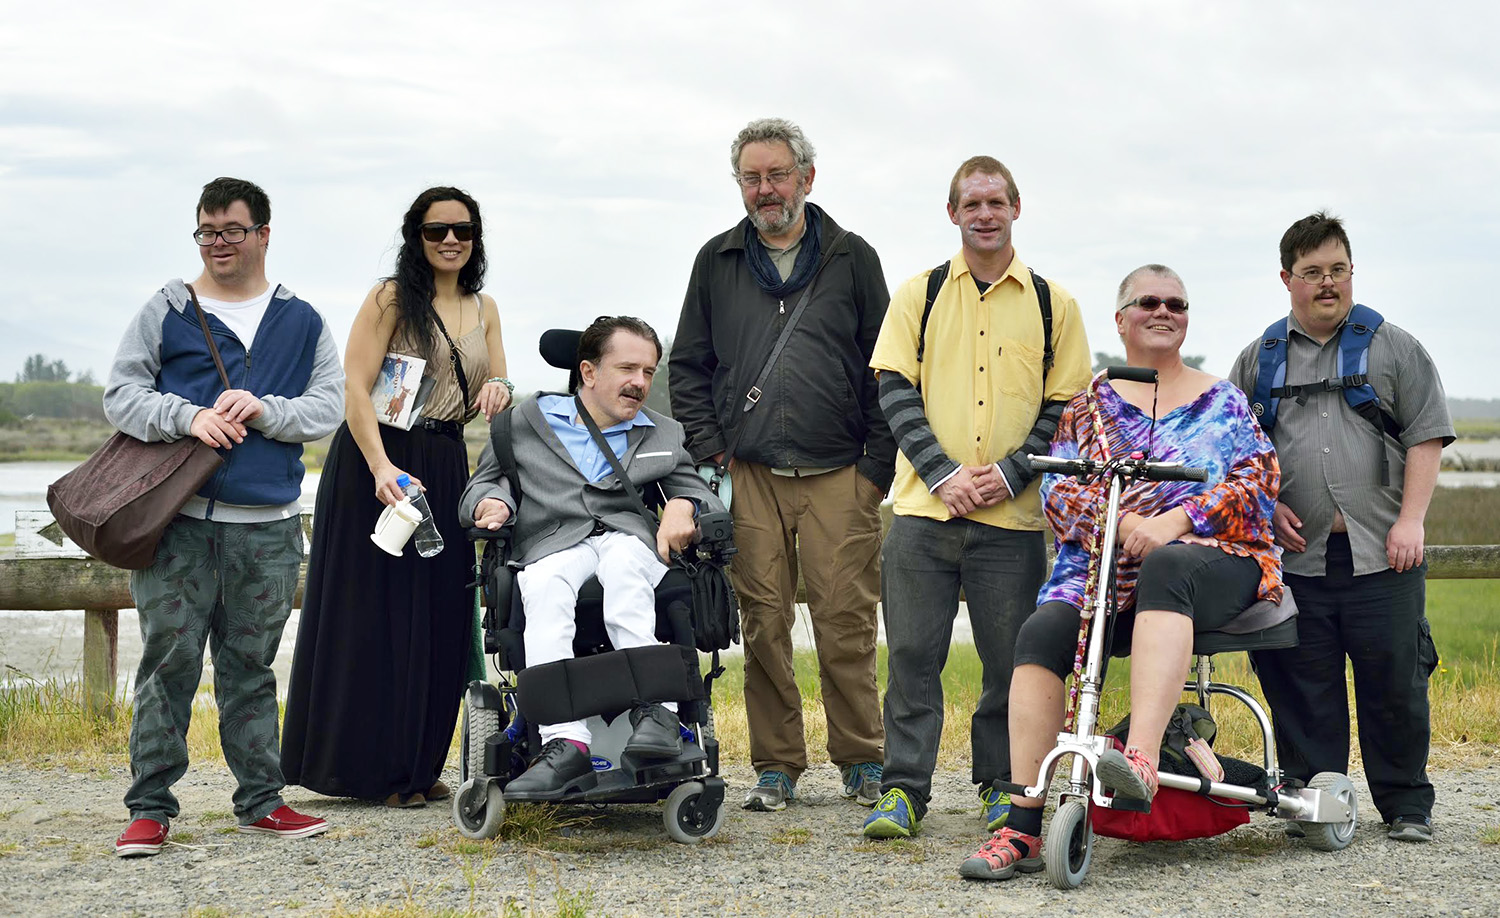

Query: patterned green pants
[126,515,303,825]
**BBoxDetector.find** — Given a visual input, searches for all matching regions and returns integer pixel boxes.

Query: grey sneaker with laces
[743,770,796,811]
[840,762,883,806]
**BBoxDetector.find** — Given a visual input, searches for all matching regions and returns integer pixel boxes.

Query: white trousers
[516,530,670,745]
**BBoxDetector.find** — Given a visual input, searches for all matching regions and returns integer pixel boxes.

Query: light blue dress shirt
[537,394,655,483]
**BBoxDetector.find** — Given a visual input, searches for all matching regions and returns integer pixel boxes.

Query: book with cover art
[371,353,435,430]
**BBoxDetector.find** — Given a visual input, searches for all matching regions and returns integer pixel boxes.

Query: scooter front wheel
[1044,799,1093,889]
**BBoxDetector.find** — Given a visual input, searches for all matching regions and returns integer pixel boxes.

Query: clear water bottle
[397,473,444,558]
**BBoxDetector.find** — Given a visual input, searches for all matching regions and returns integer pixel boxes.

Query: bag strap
[573,394,658,537]
[719,228,850,470]
[916,260,950,365]
[1030,268,1054,374]
[184,283,232,392]
[432,312,472,412]
[915,264,1052,379]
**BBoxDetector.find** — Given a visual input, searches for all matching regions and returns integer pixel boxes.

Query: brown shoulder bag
[47,284,233,569]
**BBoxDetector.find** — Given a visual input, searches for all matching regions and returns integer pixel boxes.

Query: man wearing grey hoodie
[105,177,344,858]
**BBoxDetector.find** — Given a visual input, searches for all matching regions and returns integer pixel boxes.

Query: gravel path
[2,758,1497,917]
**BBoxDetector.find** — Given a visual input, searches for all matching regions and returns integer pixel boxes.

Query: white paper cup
[370,499,424,556]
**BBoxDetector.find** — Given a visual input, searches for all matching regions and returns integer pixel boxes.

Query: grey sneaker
[743,770,795,811]
[841,762,883,806]
[1388,815,1433,843]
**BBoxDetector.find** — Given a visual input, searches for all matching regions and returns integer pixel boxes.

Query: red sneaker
[115,817,169,857]
[236,805,329,839]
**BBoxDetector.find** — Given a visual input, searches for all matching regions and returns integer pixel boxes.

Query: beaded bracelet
[486,376,515,395]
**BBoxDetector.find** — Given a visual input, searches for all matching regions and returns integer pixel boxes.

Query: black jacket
[669,210,896,490]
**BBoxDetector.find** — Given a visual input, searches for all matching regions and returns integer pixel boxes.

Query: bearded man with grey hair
[670,117,894,812]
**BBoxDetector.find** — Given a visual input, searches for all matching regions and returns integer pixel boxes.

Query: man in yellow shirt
[861,156,1091,840]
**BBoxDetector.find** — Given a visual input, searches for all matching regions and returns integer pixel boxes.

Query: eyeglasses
[420,222,477,243]
[1291,266,1352,285]
[1125,295,1189,314]
[193,224,264,246]
[734,169,798,189]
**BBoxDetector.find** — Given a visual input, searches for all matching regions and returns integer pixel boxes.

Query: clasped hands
[190,389,265,449]
[935,463,1011,518]
[473,495,697,564]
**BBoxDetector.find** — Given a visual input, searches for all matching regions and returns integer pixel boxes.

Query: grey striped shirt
[1228,310,1454,577]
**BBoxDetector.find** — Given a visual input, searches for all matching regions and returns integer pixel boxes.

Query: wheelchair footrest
[516,644,706,727]
[989,780,1032,797]
[1108,796,1153,813]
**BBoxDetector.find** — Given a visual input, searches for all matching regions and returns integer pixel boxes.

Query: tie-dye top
[1038,376,1283,614]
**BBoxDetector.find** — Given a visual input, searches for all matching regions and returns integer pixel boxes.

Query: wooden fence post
[82,608,120,718]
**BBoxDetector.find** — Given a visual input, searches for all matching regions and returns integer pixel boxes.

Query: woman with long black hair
[282,187,510,807]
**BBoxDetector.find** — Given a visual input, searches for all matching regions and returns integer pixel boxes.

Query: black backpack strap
[916,261,950,364]
[488,405,520,502]
[1029,268,1054,376]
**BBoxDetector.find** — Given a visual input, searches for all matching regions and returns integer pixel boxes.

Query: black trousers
[1251,534,1437,823]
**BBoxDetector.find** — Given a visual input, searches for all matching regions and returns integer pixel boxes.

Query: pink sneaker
[1097,745,1159,802]
[959,827,1045,880]
[236,805,329,839]
[115,817,169,857]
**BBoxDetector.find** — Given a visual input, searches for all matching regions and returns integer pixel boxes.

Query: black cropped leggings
[1015,543,1261,680]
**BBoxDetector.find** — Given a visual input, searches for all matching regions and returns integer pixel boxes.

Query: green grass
[712,577,1500,768]
[1429,487,1500,545]
[1454,419,1500,440]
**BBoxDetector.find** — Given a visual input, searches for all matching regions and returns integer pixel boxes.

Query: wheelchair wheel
[452,778,506,840]
[1298,772,1357,851]
[461,702,501,782]
[663,782,724,845]
[1044,799,1093,889]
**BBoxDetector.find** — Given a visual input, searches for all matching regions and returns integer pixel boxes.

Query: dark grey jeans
[127,515,302,825]
[879,515,1045,817]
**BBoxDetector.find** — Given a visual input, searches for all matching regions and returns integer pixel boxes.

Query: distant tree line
[17,353,96,386]
[1092,352,1206,372]
[1,354,106,425]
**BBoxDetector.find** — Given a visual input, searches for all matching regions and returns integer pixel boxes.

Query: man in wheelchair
[458,315,723,798]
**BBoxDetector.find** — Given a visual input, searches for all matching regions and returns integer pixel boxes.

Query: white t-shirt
[197,285,276,347]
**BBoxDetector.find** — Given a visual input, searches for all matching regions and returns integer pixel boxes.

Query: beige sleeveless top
[389,294,490,423]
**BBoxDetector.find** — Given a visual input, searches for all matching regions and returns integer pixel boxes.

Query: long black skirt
[281,421,474,800]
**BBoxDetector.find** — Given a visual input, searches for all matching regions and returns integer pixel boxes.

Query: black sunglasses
[419,221,477,243]
[1126,295,1189,314]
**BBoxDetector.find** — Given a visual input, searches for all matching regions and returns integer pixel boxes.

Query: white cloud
[2,0,1497,397]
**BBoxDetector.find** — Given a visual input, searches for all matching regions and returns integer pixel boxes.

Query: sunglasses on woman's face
[420,221,477,243]
[1125,295,1189,314]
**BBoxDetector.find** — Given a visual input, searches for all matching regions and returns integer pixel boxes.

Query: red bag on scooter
[1089,736,1249,842]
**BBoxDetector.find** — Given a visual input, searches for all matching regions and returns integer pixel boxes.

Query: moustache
[620,386,646,400]
[755,194,786,207]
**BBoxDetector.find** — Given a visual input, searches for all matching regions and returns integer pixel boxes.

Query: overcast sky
[2,0,1497,398]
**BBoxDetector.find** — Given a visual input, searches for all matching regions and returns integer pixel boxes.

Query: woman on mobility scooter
[960,264,1284,881]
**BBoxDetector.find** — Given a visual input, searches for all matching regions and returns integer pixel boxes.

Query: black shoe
[625,704,683,759]
[504,739,596,799]
[1388,815,1433,843]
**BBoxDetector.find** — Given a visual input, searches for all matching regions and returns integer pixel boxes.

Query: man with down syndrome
[458,315,722,796]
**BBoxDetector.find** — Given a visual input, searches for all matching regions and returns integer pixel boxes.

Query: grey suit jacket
[458,393,723,566]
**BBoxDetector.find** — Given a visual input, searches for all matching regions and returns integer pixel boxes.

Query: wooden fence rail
[4,511,1498,716]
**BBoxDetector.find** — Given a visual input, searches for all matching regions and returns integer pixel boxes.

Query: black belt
[590,520,609,536]
[417,418,464,440]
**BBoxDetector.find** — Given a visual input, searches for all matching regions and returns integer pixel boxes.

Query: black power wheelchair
[451,330,740,845]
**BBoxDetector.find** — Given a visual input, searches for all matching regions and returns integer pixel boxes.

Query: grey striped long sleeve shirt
[878,370,1067,495]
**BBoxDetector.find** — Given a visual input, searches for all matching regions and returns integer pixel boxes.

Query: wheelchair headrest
[539,329,583,370]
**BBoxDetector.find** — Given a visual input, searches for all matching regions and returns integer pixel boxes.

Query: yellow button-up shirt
[870,251,1093,530]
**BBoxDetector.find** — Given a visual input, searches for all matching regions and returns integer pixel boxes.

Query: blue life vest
[1250,303,1402,483]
